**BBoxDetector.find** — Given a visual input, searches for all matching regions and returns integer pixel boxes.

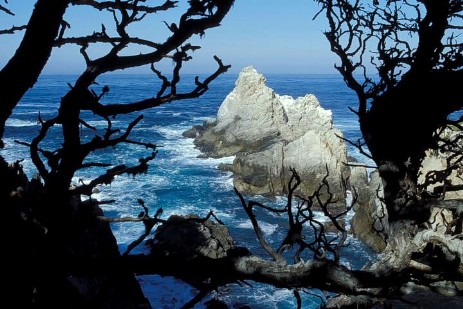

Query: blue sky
[0,1,338,75]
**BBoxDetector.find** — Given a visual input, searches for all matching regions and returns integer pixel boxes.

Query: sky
[0,0,339,75]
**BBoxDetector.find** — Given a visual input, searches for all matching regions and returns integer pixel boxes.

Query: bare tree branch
[87,56,230,117]
[234,187,286,265]
[0,24,27,35]
[0,3,13,15]
[70,0,177,14]
[123,202,164,256]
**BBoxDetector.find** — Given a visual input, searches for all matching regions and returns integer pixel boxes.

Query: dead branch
[236,167,354,266]
[180,289,211,309]
[29,116,60,178]
[201,210,225,225]
[336,133,374,161]
[70,0,177,14]
[73,151,157,196]
[235,187,286,265]
[87,56,231,117]
[0,24,27,35]
[0,3,13,15]
[123,202,164,256]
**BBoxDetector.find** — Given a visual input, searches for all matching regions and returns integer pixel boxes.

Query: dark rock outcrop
[148,214,234,259]
[2,158,151,308]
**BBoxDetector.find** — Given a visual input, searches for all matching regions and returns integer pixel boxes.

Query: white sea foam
[1,139,36,176]
[343,190,355,230]
[5,118,39,127]
[17,103,51,109]
[208,172,234,190]
[154,110,173,115]
[84,119,121,127]
[10,111,43,115]
[222,285,323,309]
[248,288,295,307]
[191,116,215,123]
[154,125,235,168]
[153,126,185,140]
[165,204,203,217]
[237,220,279,236]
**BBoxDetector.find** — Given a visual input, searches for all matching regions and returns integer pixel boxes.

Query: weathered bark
[361,71,463,221]
[0,0,70,146]
[319,0,463,223]
[132,214,462,304]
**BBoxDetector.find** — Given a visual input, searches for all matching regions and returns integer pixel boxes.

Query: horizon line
[39,72,343,76]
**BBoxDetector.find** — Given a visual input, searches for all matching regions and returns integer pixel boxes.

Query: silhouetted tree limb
[235,187,286,265]
[28,116,60,179]
[70,0,177,14]
[0,3,13,16]
[294,289,302,309]
[55,34,161,49]
[180,289,212,309]
[1,1,237,308]
[35,1,234,197]
[0,0,70,147]
[237,169,355,265]
[59,1,233,79]
[316,0,463,222]
[335,133,374,161]
[87,56,230,117]
[0,24,27,35]
[131,252,407,297]
[72,151,157,196]
[122,201,164,256]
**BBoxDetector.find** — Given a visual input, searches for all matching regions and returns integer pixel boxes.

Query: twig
[234,188,286,265]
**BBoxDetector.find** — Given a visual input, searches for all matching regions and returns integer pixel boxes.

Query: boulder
[189,66,349,203]
[149,214,234,259]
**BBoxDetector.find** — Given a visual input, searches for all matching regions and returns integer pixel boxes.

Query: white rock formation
[189,66,349,203]
[215,66,335,150]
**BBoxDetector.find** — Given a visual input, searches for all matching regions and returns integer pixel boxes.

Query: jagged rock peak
[185,66,349,203]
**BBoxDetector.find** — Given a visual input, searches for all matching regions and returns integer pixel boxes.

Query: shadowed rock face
[2,158,151,308]
[185,66,349,204]
[149,214,234,259]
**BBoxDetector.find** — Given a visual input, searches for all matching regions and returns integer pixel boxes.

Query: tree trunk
[361,71,462,221]
[0,0,69,146]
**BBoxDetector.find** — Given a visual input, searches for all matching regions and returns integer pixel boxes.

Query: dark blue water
[2,73,374,308]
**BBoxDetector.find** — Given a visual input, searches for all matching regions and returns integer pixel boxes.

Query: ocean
[2,73,375,308]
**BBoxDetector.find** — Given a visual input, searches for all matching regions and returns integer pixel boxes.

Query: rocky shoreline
[183,66,463,254]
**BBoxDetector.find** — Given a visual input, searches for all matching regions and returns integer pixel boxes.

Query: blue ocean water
[2,73,374,308]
